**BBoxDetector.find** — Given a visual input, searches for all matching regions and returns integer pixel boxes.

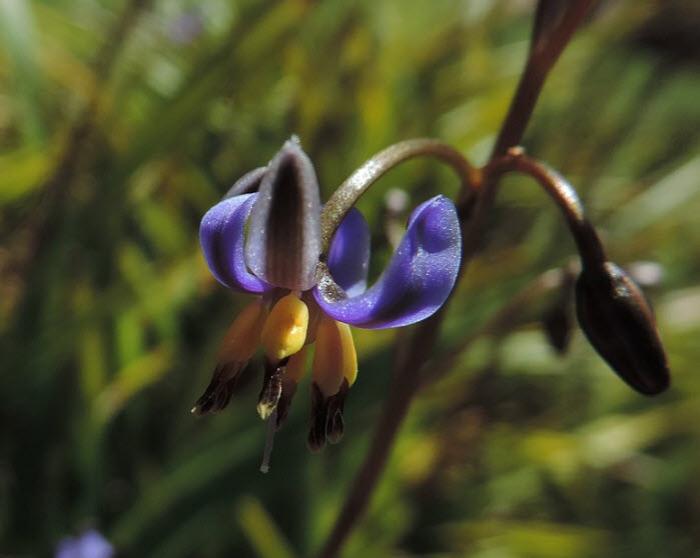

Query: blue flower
[55,529,114,558]
[193,139,461,453]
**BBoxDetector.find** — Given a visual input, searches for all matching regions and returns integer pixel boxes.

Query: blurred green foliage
[1,1,699,556]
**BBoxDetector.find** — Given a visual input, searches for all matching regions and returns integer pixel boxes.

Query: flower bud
[541,270,575,355]
[575,262,670,395]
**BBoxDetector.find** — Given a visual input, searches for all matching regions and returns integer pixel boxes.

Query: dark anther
[325,380,349,444]
[192,362,241,416]
[308,383,329,452]
[257,358,288,420]
[275,375,298,430]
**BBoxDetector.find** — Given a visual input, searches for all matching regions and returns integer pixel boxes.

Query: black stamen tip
[257,358,288,420]
[192,362,241,416]
[307,383,329,453]
[325,380,349,444]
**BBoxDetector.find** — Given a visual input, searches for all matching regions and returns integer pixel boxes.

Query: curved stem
[486,149,606,268]
[320,139,477,253]
[316,4,594,557]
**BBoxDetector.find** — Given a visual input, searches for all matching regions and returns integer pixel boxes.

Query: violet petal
[327,208,370,297]
[314,195,461,329]
[223,167,266,199]
[200,193,271,293]
[245,140,322,291]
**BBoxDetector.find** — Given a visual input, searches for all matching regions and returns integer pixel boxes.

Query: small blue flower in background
[55,529,114,558]
[193,138,461,461]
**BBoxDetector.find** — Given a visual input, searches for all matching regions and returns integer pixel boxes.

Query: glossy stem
[320,139,477,253]
[486,149,607,269]
[315,3,594,557]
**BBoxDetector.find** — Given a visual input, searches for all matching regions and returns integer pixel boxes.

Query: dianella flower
[55,529,114,558]
[193,138,461,464]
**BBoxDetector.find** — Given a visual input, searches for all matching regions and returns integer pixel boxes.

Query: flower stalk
[316,2,598,557]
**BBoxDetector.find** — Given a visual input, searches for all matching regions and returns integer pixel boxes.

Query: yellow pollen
[261,293,309,361]
[312,315,358,397]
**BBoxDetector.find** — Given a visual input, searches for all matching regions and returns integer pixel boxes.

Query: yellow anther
[312,316,357,397]
[286,345,308,383]
[261,293,309,361]
[218,298,266,362]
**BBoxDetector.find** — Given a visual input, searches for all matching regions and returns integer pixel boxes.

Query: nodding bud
[542,302,573,355]
[541,270,575,355]
[575,262,670,396]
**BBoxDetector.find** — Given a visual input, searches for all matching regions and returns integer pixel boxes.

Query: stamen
[257,358,287,420]
[275,347,307,429]
[192,299,266,416]
[307,382,329,452]
[275,376,298,429]
[260,409,278,474]
[191,361,244,416]
[325,380,349,444]
[260,294,309,361]
[312,316,357,397]
[219,299,266,361]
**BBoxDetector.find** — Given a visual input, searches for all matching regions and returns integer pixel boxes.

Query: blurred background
[1,0,699,556]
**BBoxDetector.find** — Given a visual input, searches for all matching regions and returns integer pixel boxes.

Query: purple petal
[327,208,370,297]
[245,140,322,291]
[200,193,271,293]
[314,195,461,329]
[55,530,114,558]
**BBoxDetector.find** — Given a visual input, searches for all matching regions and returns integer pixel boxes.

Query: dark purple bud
[541,271,575,355]
[542,302,573,355]
[575,262,670,395]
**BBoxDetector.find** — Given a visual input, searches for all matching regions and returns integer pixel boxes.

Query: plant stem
[320,139,477,253]
[315,3,595,557]
[487,149,606,267]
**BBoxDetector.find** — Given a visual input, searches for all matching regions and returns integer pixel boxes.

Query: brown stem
[486,150,606,268]
[491,0,595,158]
[315,3,595,557]
[320,138,477,253]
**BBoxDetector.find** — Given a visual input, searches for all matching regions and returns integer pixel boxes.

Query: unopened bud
[542,303,573,355]
[541,270,575,355]
[575,262,670,395]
